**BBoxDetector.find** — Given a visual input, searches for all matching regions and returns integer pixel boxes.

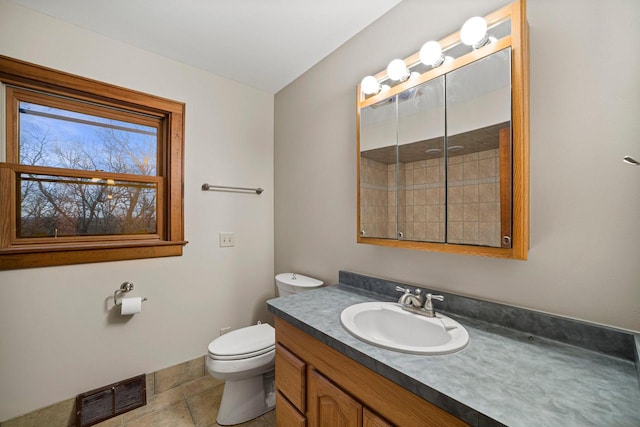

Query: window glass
[17,173,158,238]
[19,101,158,175]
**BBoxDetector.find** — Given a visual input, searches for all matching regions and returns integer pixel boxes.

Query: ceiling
[9,0,402,94]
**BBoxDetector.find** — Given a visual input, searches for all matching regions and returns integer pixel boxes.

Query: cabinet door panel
[396,77,446,243]
[276,343,306,412]
[359,95,398,240]
[307,369,362,427]
[276,390,306,427]
[363,408,393,427]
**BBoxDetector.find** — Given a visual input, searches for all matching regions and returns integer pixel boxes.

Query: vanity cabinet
[363,409,393,427]
[307,368,363,427]
[274,317,468,427]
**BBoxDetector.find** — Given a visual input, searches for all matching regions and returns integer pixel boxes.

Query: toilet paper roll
[121,297,142,315]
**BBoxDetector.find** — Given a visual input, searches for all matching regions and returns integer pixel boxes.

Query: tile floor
[0,357,276,427]
[94,375,275,427]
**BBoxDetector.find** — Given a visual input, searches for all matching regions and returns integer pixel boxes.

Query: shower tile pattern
[360,149,500,246]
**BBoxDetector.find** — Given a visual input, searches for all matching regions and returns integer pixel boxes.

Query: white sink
[340,302,469,355]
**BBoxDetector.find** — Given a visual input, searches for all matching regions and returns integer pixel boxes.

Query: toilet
[275,272,324,297]
[206,273,323,425]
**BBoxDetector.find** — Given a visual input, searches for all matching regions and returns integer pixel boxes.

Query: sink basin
[340,302,469,355]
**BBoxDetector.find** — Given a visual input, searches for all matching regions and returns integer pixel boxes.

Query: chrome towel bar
[201,183,264,194]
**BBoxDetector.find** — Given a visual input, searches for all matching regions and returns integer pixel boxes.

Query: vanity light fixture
[460,16,491,49]
[359,13,498,96]
[360,75,382,95]
[419,41,446,68]
[387,59,411,82]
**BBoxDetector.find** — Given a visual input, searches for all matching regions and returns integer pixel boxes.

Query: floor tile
[154,357,205,394]
[122,387,184,423]
[261,410,275,426]
[185,384,224,427]
[213,409,275,427]
[123,401,194,427]
[181,376,224,399]
[1,398,75,427]
[93,415,123,427]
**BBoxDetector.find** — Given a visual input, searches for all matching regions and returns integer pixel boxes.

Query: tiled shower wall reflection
[361,149,501,246]
[400,157,445,242]
[360,156,392,238]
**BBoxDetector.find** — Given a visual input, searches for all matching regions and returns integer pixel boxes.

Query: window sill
[0,240,188,270]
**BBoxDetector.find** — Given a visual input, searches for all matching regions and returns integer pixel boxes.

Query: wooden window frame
[0,55,187,269]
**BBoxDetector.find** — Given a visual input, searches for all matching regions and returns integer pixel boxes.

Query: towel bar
[201,183,264,194]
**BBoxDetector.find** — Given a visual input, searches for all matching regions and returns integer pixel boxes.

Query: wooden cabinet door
[276,343,306,412]
[276,390,306,427]
[307,369,362,427]
[363,408,393,427]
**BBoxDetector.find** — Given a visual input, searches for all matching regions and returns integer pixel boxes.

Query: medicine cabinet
[357,0,529,260]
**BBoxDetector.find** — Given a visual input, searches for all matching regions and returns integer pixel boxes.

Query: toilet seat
[209,344,275,360]
[208,323,275,361]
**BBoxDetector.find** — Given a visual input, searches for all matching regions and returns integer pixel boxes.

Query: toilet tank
[275,273,323,297]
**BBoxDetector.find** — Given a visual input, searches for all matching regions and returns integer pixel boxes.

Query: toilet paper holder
[114,282,148,306]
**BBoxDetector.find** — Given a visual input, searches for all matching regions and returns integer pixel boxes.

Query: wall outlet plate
[219,232,235,247]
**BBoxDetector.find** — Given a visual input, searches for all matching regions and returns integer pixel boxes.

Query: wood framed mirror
[357,0,528,259]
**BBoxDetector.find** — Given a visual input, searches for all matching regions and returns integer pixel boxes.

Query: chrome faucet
[423,293,444,318]
[395,286,423,307]
[395,286,444,318]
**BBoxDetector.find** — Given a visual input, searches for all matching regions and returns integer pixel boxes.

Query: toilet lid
[208,323,275,360]
[276,273,324,289]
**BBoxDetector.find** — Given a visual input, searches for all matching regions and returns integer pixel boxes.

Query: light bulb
[386,59,410,81]
[460,16,488,48]
[360,76,381,95]
[419,41,444,67]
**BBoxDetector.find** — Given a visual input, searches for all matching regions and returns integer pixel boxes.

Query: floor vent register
[76,374,146,427]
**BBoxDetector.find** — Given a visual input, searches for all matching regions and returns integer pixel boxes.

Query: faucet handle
[427,293,444,302]
[395,286,410,304]
[423,294,444,317]
[395,286,424,306]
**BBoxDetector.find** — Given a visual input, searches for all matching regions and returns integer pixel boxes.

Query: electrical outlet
[220,327,231,336]
[219,232,235,247]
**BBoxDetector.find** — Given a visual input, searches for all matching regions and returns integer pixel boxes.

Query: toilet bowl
[206,323,275,425]
[206,273,323,425]
[276,272,324,297]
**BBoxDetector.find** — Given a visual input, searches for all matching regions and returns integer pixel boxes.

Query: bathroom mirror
[359,94,398,239]
[357,0,528,259]
[445,48,511,248]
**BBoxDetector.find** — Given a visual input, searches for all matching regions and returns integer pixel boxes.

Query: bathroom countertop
[267,285,640,427]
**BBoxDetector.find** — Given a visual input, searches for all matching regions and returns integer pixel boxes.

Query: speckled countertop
[267,284,640,427]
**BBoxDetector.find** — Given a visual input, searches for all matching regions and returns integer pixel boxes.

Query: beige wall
[275,0,640,331]
[0,0,274,422]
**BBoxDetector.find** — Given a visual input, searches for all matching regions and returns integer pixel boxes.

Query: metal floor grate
[76,374,146,427]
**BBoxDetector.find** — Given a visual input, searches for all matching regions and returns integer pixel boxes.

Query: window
[0,55,186,269]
